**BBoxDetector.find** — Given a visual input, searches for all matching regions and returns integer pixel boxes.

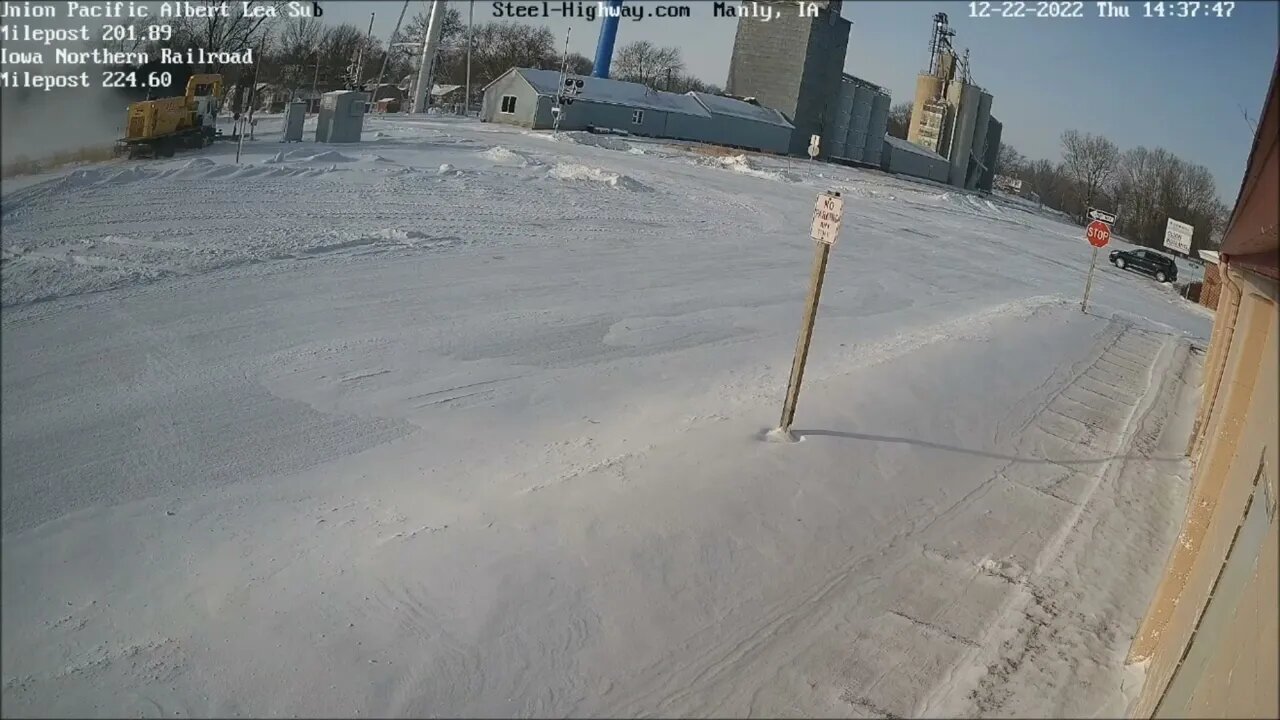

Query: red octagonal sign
[1086,219,1111,248]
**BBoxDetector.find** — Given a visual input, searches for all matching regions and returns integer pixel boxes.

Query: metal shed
[670,92,794,154]
[882,134,950,184]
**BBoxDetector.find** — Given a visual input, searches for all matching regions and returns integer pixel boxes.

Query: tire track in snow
[589,318,1175,719]
[916,325,1180,718]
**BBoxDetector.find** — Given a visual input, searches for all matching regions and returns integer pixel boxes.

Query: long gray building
[725,0,851,156]
[481,68,794,154]
[881,135,950,184]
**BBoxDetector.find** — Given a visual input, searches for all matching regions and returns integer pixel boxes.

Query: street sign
[1087,207,1117,225]
[1081,218,1110,312]
[773,191,843,441]
[1086,219,1111,248]
[1163,218,1193,254]
[810,191,844,245]
[807,134,820,159]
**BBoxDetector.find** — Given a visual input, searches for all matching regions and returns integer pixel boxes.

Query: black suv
[1109,248,1178,283]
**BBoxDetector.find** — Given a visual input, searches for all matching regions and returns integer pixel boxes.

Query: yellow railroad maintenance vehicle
[115,74,225,159]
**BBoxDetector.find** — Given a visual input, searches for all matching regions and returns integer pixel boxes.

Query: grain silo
[863,90,891,165]
[844,81,874,162]
[904,13,1000,189]
[827,77,858,159]
[965,90,993,189]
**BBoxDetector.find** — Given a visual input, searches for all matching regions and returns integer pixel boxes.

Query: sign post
[773,191,843,441]
[1081,209,1113,312]
[807,134,820,160]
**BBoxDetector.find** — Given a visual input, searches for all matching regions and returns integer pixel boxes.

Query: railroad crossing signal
[553,77,583,131]
[560,77,584,105]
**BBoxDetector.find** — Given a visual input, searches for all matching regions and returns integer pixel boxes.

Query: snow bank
[479,146,525,164]
[546,163,649,191]
[556,131,642,154]
[282,149,358,163]
[698,153,797,182]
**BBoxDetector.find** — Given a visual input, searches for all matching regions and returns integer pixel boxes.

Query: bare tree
[1060,129,1119,219]
[391,7,465,90]
[440,22,556,90]
[886,102,912,139]
[271,14,325,95]
[1021,158,1063,208]
[613,41,683,88]
[168,0,285,74]
[664,71,717,94]
[94,17,162,56]
[995,143,1026,178]
[400,6,465,47]
[316,24,365,89]
[563,53,593,76]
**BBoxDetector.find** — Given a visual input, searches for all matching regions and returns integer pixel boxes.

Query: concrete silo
[902,13,1000,188]
[725,1,851,156]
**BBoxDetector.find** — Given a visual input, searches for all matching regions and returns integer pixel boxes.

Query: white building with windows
[479,67,793,154]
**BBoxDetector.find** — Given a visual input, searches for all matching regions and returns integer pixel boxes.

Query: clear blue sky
[325,0,1278,201]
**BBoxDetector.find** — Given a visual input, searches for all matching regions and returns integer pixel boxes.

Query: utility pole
[465,0,474,115]
[310,48,321,115]
[411,0,446,113]
[354,12,375,92]
[374,0,410,107]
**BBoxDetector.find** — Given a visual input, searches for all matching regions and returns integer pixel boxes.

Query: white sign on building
[1164,218,1194,255]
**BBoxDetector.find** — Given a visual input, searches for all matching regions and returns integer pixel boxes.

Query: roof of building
[509,68,711,118]
[841,73,888,95]
[883,134,947,163]
[1219,52,1278,279]
[687,92,793,129]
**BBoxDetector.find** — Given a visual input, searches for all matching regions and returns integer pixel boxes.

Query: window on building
[632,109,644,124]
[500,95,517,114]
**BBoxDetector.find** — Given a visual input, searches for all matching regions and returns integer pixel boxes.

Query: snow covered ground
[2,115,1212,717]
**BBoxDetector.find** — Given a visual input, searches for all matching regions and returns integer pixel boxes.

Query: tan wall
[906,74,944,151]
[1128,264,1279,718]
[1201,263,1222,310]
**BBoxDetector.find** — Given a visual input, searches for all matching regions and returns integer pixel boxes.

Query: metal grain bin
[863,90,891,165]
[827,78,858,159]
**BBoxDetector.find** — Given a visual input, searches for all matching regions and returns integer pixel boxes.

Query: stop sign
[1086,219,1111,248]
